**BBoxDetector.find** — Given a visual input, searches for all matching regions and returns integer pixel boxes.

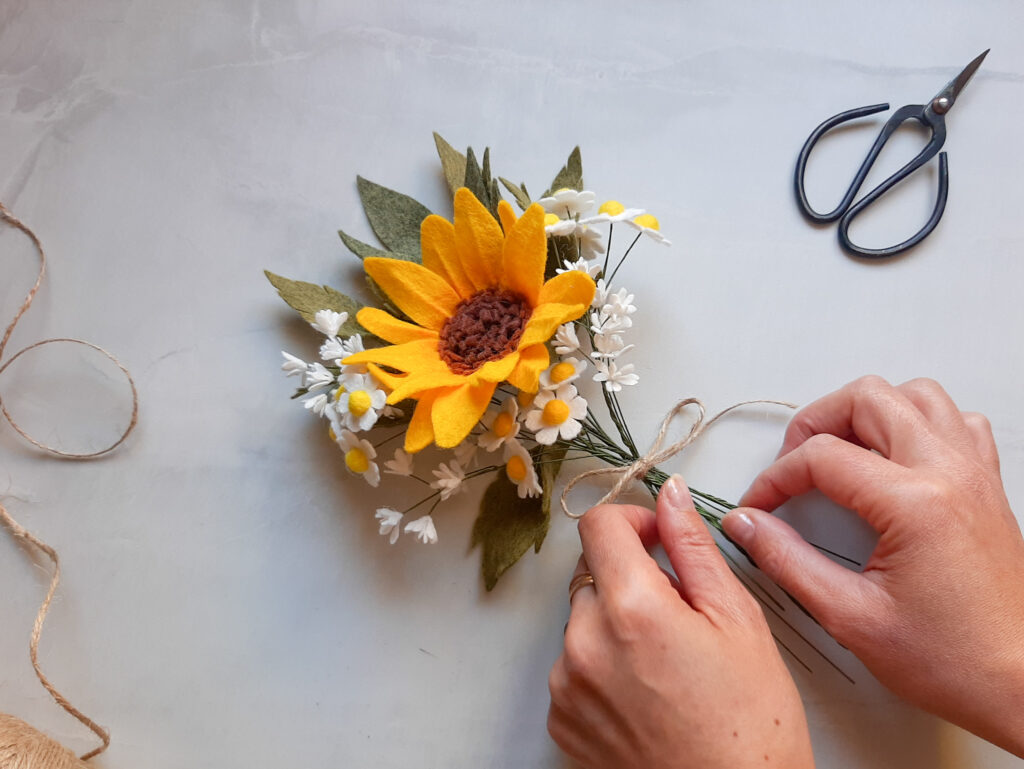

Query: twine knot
[560,397,796,519]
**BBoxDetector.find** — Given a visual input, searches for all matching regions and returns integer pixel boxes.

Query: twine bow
[561,397,797,519]
[0,202,140,760]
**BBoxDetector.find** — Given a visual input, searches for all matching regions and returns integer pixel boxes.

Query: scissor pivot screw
[932,95,952,114]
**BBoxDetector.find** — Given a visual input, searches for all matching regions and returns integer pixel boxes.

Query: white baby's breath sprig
[311,309,348,338]
[405,515,438,544]
[384,448,414,476]
[431,461,465,501]
[375,507,404,544]
[593,360,640,392]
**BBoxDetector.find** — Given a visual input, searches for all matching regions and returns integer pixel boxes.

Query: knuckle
[902,376,944,397]
[578,504,615,537]
[561,631,597,682]
[756,539,796,584]
[604,580,657,634]
[853,374,891,394]
[963,411,993,435]
[911,474,958,510]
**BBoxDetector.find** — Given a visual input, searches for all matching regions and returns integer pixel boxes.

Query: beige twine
[561,397,797,518]
[0,202,139,765]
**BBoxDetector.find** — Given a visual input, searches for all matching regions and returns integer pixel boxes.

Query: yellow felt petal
[538,270,596,309]
[454,188,503,291]
[500,203,546,306]
[421,214,475,300]
[364,257,460,331]
[432,379,497,448]
[367,363,405,392]
[506,343,549,392]
[387,370,468,403]
[344,338,447,375]
[356,307,437,345]
[473,350,519,383]
[518,303,586,348]
[497,199,517,234]
[406,390,445,453]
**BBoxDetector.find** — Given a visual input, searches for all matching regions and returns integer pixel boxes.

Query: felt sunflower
[344,188,596,452]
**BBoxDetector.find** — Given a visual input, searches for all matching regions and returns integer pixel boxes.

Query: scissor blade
[932,49,989,112]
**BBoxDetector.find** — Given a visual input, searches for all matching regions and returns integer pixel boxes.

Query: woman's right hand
[722,376,1024,757]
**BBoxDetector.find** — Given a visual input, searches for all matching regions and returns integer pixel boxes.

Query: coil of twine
[0,203,138,767]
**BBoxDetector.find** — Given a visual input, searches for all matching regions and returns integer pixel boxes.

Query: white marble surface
[1,1,1023,767]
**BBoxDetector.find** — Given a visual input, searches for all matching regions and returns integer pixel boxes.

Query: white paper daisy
[336,429,380,486]
[334,372,387,432]
[479,397,521,452]
[525,383,587,445]
[539,357,587,390]
[503,440,542,499]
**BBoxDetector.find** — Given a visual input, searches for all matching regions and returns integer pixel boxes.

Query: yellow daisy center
[554,187,572,194]
[517,390,535,409]
[334,386,346,402]
[345,448,370,474]
[599,200,625,216]
[550,361,576,384]
[542,399,571,426]
[506,455,528,483]
[543,213,562,227]
[438,288,532,375]
[634,213,660,231]
[493,412,515,438]
[348,390,372,416]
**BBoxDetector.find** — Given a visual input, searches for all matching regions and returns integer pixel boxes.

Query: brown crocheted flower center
[438,288,532,375]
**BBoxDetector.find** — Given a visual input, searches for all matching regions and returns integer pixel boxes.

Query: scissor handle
[795,102,950,258]
[795,103,892,222]
[838,152,949,258]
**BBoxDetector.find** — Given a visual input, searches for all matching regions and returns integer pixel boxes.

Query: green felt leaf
[265,271,363,335]
[463,147,487,204]
[365,274,410,322]
[433,132,467,198]
[543,146,584,198]
[538,443,568,518]
[472,473,550,591]
[355,176,431,259]
[545,235,577,279]
[499,177,531,211]
[338,229,390,260]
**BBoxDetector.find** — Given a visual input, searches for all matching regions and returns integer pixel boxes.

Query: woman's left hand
[547,475,815,769]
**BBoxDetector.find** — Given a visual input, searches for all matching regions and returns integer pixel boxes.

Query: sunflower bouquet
[267,134,736,590]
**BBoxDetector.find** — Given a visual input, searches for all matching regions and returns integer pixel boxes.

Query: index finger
[577,503,662,591]
[780,375,933,466]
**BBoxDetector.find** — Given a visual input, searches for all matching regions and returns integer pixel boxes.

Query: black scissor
[794,49,988,259]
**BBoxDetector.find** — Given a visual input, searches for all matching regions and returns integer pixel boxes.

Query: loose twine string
[0,202,139,765]
[561,397,797,518]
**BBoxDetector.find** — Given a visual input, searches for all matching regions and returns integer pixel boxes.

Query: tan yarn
[0,203,139,765]
[561,397,797,518]
[0,715,88,769]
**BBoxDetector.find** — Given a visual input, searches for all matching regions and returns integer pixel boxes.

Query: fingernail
[662,474,688,506]
[722,510,755,547]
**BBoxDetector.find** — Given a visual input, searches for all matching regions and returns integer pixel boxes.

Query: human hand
[722,376,1024,756]
[547,476,815,769]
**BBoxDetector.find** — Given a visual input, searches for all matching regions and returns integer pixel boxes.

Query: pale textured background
[1,1,1023,767]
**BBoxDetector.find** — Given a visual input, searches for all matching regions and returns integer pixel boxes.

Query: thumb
[721,507,884,638]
